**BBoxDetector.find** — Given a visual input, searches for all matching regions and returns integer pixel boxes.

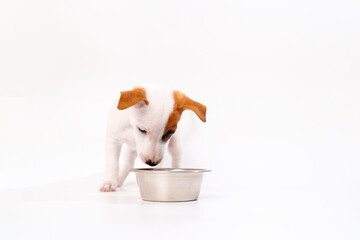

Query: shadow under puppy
[100,86,207,192]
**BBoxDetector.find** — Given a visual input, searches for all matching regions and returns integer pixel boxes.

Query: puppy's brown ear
[174,91,207,122]
[117,87,149,110]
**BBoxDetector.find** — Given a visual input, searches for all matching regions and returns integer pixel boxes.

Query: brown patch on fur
[117,87,149,110]
[163,91,207,139]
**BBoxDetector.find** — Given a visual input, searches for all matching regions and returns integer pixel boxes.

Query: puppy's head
[117,86,206,167]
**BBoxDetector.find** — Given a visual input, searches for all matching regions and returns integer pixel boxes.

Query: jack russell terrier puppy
[100,86,207,192]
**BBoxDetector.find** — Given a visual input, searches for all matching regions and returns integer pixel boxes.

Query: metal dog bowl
[130,168,211,202]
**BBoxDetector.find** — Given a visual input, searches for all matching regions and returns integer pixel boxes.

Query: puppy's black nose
[146,160,158,166]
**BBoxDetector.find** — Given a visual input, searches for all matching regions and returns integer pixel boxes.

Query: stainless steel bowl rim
[130,168,211,173]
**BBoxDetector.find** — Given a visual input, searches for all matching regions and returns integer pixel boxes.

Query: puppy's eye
[138,128,147,134]
[162,130,175,142]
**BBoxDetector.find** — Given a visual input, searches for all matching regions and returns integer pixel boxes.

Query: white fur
[100,86,182,192]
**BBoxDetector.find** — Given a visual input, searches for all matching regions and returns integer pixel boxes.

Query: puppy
[100,86,207,192]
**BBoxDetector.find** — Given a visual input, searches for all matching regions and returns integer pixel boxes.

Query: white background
[1,0,359,239]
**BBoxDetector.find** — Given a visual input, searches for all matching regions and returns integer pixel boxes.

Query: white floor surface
[1,172,359,240]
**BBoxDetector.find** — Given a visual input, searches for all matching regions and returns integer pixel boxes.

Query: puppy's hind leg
[168,132,182,168]
[118,145,137,187]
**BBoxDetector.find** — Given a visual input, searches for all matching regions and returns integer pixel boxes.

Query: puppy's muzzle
[145,160,158,167]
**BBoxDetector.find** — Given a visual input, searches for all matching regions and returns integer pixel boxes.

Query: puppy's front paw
[100,180,118,192]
